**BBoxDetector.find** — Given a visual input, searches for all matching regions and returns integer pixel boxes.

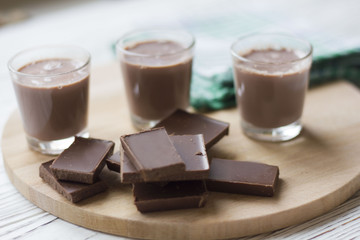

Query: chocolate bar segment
[121,152,143,183]
[169,134,209,179]
[50,137,115,184]
[120,134,209,183]
[133,181,208,213]
[106,151,144,183]
[106,151,144,182]
[120,127,185,181]
[40,160,107,203]
[154,109,229,149]
[106,151,121,172]
[206,158,279,197]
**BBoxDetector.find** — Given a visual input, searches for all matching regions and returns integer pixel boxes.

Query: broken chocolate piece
[40,160,107,203]
[120,134,209,183]
[50,137,115,184]
[106,151,121,172]
[169,134,209,179]
[120,127,185,182]
[121,152,143,183]
[206,158,279,197]
[105,151,143,183]
[133,181,208,213]
[154,109,230,149]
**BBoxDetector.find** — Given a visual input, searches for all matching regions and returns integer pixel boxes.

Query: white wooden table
[1,0,359,239]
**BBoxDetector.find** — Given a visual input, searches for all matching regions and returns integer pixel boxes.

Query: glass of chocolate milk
[8,46,90,154]
[231,33,312,141]
[116,29,194,130]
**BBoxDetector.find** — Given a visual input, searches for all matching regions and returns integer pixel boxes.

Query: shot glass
[116,29,195,130]
[231,33,312,141]
[8,45,90,155]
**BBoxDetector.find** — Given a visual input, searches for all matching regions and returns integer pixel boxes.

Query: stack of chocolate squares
[107,109,230,212]
[120,127,210,213]
[39,137,115,203]
[108,109,279,213]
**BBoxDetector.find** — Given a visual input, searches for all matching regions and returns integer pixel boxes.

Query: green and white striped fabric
[185,11,360,111]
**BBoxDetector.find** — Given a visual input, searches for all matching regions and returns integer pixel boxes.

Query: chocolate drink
[233,49,310,129]
[13,59,89,141]
[120,40,192,120]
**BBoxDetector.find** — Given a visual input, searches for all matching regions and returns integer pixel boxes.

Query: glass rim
[115,28,195,58]
[8,45,91,78]
[230,32,313,65]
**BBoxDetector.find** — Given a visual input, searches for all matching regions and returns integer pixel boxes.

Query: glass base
[241,120,302,142]
[26,129,89,155]
[131,114,160,130]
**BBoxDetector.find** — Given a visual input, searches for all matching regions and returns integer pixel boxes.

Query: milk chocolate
[154,109,229,149]
[120,134,209,183]
[106,151,121,172]
[120,127,185,181]
[105,151,147,182]
[170,134,209,179]
[206,158,279,197]
[40,160,107,203]
[50,137,115,184]
[121,152,143,183]
[133,181,208,213]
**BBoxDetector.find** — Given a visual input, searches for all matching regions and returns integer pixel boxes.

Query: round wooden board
[3,63,360,240]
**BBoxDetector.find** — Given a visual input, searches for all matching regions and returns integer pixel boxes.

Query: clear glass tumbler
[8,45,90,155]
[231,33,312,141]
[116,29,195,130]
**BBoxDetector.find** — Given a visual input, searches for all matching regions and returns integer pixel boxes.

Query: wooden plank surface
[2,63,360,240]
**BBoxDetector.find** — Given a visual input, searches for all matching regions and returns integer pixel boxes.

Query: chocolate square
[40,160,107,203]
[106,151,121,173]
[154,109,229,149]
[120,127,185,182]
[50,137,115,184]
[206,158,279,197]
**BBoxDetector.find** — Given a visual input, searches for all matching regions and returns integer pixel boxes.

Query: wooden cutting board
[2,63,360,240]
